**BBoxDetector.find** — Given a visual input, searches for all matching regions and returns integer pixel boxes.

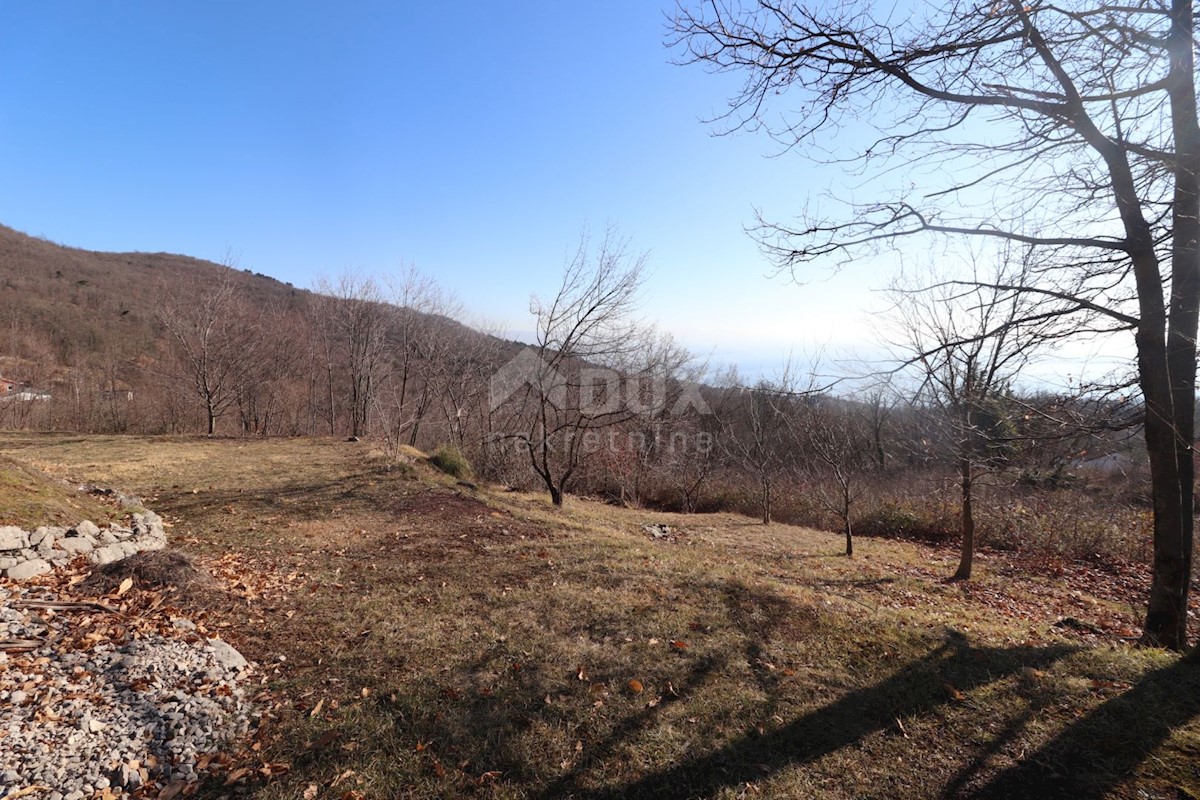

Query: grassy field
[1,432,1198,799]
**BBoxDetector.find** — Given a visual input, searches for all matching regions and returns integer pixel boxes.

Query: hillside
[0,433,1195,799]
[0,452,118,529]
[0,224,304,380]
[0,223,523,439]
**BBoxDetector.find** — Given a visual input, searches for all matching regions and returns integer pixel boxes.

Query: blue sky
[0,1,1129,384]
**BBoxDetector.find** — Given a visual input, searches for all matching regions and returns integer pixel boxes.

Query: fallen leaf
[310,698,325,717]
[303,785,319,799]
[942,682,966,702]
[158,782,187,800]
[225,767,251,785]
[117,577,134,596]
[627,679,644,694]
[670,640,689,650]
[309,731,338,751]
[4,786,48,799]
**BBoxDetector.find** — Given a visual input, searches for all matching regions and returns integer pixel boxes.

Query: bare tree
[719,368,799,524]
[158,276,265,436]
[660,384,723,512]
[889,259,1057,579]
[496,227,683,506]
[864,386,897,471]
[234,305,303,435]
[794,399,874,556]
[315,272,391,438]
[381,266,463,450]
[672,1,1200,648]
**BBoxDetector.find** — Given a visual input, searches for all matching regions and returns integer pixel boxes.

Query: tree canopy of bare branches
[890,256,1058,578]
[672,0,1200,649]
[496,227,689,506]
[158,276,267,436]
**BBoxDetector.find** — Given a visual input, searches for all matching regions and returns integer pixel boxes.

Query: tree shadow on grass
[953,655,1200,799]
[551,629,1077,800]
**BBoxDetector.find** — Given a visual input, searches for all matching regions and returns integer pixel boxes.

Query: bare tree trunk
[1141,337,1194,648]
[842,484,853,557]
[325,363,337,435]
[206,395,217,436]
[1149,2,1200,649]
[953,458,974,581]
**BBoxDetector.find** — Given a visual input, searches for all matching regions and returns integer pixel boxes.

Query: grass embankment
[0,450,117,529]
[0,432,1197,799]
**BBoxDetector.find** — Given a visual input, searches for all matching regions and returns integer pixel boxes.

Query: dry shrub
[80,548,221,605]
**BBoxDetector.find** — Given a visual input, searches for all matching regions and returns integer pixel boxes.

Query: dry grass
[1,433,1198,799]
[0,451,118,528]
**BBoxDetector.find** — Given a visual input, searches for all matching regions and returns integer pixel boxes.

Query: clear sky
[0,1,1129,385]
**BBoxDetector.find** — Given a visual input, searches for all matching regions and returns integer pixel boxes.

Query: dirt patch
[386,487,549,543]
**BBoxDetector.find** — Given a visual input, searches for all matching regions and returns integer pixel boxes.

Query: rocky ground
[0,523,256,798]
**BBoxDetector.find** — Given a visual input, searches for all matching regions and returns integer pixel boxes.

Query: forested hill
[0,223,303,372]
[0,223,522,439]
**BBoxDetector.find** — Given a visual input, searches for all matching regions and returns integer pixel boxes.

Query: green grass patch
[428,444,473,480]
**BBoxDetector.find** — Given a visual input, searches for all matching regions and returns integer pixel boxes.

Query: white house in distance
[0,375,50,402]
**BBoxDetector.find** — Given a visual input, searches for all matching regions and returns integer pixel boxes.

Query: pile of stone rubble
[0,504,255,799]
[0,511,167,582]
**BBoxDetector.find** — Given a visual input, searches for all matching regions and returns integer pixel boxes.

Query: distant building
[0,376,50,402]
[1073,452,1138,475]
[3,390,51,402]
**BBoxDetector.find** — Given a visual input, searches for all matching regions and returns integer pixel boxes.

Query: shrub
[428,445,473,480]
[853,501,956,543]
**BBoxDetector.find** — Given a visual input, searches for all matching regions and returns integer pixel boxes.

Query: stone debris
[0,503,256,798]
[0,512,167,582]
[0,582,254,798]
[642,523,676,541]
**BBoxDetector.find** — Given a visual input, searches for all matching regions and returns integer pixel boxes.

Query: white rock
[6,559,51,580]
[208,639,249,672]
[0,525,28,550]
[73,520,101,538]
[57,537,95,555]
[89,543,129,565]
[134,537,166,553]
